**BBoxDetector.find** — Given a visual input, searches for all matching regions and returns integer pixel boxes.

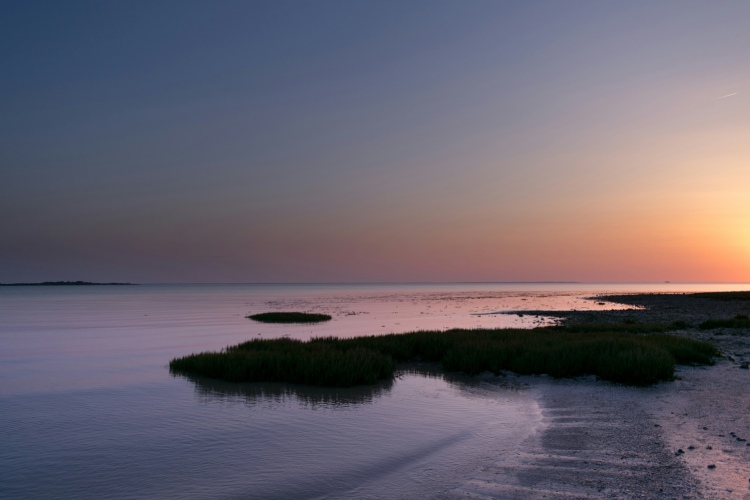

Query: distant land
[0,281,137,286]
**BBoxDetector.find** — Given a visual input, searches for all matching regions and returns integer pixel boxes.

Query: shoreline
[455,292,750,499]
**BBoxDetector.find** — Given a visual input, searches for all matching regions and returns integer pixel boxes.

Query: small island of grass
[246,312,332,323]
[169,324,718,388]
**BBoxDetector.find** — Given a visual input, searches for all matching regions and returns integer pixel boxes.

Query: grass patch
[557,322,681,334]
[170,338,393,386]
[699,315,750,330]
[247,312,332,323]
[170,325,718,388]
[689,291,750,301]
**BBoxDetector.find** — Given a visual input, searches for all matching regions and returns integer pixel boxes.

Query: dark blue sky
[2,1,749,282]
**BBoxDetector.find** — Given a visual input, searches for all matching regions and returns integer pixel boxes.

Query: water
[1,283,748,498]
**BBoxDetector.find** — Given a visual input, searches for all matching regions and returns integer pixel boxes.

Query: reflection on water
[164,367,539,499]
[182,373,396,408]
[0,369,540,499]
[180,362,522,410]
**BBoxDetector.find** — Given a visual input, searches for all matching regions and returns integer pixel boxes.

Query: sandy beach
[446,293,750,499]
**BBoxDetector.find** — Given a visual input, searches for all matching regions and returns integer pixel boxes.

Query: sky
[2,1,750,283]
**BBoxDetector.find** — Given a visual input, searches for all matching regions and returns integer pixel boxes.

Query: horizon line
[116,281,750,285]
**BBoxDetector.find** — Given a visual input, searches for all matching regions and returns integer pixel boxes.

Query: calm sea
[1,283,747,498]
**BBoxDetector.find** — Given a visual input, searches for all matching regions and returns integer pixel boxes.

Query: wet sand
[446,293,750,499]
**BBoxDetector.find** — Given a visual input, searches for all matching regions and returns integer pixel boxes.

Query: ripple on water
[0,370,540,499]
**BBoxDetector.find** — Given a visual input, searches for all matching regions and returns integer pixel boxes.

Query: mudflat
[447,293,750,499]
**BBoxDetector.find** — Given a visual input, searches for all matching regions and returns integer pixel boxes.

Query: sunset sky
[2,1,749,283]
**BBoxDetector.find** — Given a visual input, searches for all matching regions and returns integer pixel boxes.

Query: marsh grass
[699,315,750,330]
[690,291,750,301]
[169,340,393,386]
[247,312,332,323]
[170,325,718,387]
[558,322,681,334]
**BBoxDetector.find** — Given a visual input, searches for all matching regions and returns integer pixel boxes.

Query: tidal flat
[483,291,750,498]
[2,284,750,498]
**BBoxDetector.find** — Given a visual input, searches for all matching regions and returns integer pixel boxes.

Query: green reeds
[699,315,750,330]
[170,338,393,386]
[170,325,718,387]
[246,312,332,323]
